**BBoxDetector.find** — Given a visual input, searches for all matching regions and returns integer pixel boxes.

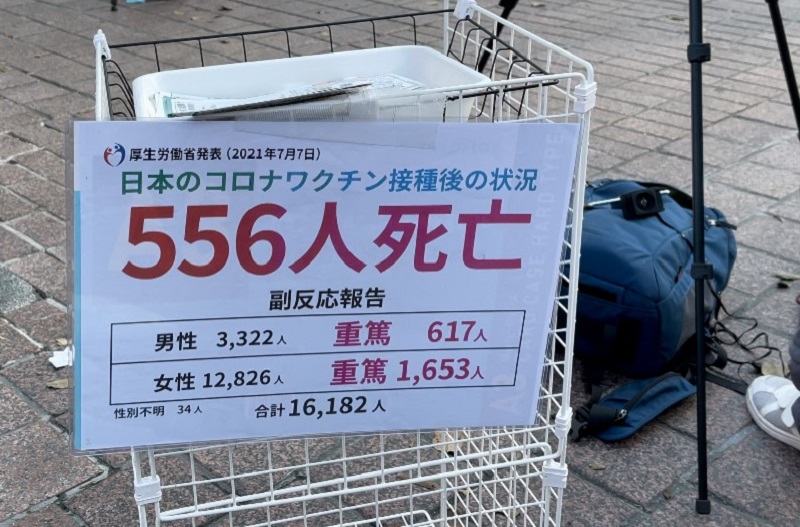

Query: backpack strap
[637,182,693,209]
[571,372,697,442]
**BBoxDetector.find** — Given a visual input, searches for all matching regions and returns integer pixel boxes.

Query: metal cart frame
[90,1,595,525]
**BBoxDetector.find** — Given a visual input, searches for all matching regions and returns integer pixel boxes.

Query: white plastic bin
[132,46,492,121]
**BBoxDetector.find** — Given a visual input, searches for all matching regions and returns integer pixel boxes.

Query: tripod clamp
[687,43,711,64]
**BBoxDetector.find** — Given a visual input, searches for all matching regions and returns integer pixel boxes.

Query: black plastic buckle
[691,263,714,279]
[570,418,587,442]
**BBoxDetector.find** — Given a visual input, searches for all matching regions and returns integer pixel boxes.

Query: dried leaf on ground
[56,338,68,347]
[46,379,70,389]
[760,362,788,377]
[589,461,606,471]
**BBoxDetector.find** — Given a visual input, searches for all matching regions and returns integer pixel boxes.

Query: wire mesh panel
[92,1,595,525]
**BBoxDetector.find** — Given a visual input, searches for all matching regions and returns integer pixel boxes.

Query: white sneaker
[746,375,800,450]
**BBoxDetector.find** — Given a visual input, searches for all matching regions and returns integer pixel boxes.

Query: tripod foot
[696,499,711,514]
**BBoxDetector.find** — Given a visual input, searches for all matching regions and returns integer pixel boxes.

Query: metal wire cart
[91,1,595,525]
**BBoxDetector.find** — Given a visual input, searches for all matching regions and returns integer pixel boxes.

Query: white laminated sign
[70,121,580,452]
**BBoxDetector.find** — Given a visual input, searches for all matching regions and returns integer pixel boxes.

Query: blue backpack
[574,179,737,378]
[569,179,737,442]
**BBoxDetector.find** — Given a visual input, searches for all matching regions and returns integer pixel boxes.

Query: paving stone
[587,147,624,171]
[2,353,71,417]
[2,81,72,106]
[661,135,754,168]
[738,100,797,130]
[567,423,697,506]
[709,161,800,199]
[637,108,691,130]
[706,84,780,106]
[24,93,95,122]
[0,133,36,159]
[615,116,688,141]
[701,95,748,115]
[0,163,33,186]
[601,85,667,109]
[728,246,800,298]
[5,300,68,349]
[0,266,38,315]
[0,12,53,39]
[6,2,104,33]
[0,384,39,435]
[0,98,33,126]
[716,286,750,316]
[0,68,34,90]
[630,484,767,527]
[7,175,67,219]
[743,287,800,337]
[657,381,751,448]
[67,457,224,527]
[709,429,800,527]
[0,318,39,366]
[193,436,345,497]
[0,225,37,262]
[9,503,78,527]
[0,110,51,130]
[13,149,66,185]
[0,187,35,221]
[704,116,795,146]
[618,151,693,191]
[638,73,692,94]
[0,421,102,522]
[748,139,800,172]
[7,212,65,248]
[586,134,648,162]
[6,252,66,304]
[47,243,67,263]
[770,194,800,223]
[561,473,640,527]
[656,97,728,124]
[736,214,800,265]
[704,180,775,224]
[594,126,672,151]
[7,53,70,77]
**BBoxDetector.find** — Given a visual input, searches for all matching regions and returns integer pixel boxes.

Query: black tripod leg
[688,0,712,513]
[478,0,519,73]
[765,0,800,140]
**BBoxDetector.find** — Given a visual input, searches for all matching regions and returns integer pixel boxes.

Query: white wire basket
[91,1,595,525]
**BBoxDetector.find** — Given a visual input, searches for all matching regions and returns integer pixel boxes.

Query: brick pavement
[0,0,799,525]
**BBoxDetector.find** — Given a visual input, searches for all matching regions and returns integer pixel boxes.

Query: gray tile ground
[1,0,799,526]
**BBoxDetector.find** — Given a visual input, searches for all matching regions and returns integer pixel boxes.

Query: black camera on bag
[620,188,665,220]
[584,187,666,220]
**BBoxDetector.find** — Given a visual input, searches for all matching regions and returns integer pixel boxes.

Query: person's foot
[746,375,800,450]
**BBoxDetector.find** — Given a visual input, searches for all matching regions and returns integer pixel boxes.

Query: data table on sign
[109,310,525,406]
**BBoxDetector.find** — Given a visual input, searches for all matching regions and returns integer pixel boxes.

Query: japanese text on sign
[72,121,580,451]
